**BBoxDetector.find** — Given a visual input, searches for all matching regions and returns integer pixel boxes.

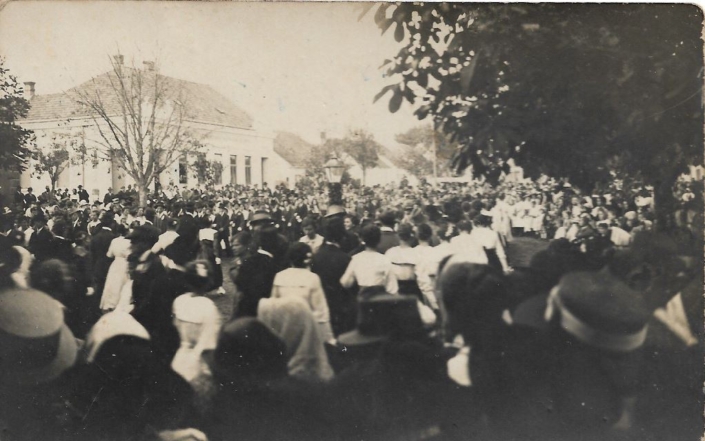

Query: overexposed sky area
[0,1,422,146]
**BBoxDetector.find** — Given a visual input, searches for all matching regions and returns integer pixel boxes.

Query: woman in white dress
[271,242,334,342]
[99,225,133,312]
[469,211,511,274]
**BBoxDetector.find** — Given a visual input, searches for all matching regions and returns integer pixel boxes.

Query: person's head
[360,224,381,249]
[397,223,414,244]
[416,223,433,243]
[32,214,47,230]
[378,210,396,228]
[256,225,279,254]
[211,318,288,386]
[457,219,473,233]
[608,232,691,311]
[0,288,78,387]
[474,211,493,228]
[323,217,346,244]
[301,217,317,239]
[287,242,312,269]
[343,215,355,231]
[596,221,610,237]
[51,219,68,238]
[439,263,509,349]
[27,187,33,194]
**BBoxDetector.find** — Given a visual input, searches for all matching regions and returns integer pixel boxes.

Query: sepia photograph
[0,1,702,440]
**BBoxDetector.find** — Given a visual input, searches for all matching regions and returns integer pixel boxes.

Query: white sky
[0,1,422,147]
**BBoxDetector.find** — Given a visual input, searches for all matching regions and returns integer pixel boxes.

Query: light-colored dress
[100,236,131,311]
[271,267,334,342]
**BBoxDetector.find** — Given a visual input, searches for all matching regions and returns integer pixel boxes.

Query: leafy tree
[395,124,458,177]
[190,153,223,188]
[391,146,433,179]
[72,56,205,205]
[342,129,381,185]
[0,58,34,172]
[30,133,77,191]
[371,4,703,223]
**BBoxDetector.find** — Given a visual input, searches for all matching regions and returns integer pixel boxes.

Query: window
[230,155,237,185]
[245,156,251,185]
[179,156,188,184]
[214,153,222,185]
[261,157,268,185]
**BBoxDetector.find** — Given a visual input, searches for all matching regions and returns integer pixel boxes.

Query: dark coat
[376,229,400,254]
[311,243,355,336]
[231,252,277,318]
[28,227,54,262]
[176,213,199,242]
[90,227,115,294]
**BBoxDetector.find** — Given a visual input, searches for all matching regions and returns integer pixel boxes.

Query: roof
[23,68,253,129]
[273,131,313,168]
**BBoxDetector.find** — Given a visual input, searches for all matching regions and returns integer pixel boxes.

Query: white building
[270,131,312,188]
[19,58,276,201]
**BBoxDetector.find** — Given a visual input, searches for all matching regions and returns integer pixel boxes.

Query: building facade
[19,59,277,200]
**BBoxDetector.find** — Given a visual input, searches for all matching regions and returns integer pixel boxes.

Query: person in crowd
[340,224,398,296]
[385,223,422,299]
[231,224,279,317]
[99,221,134,313]
[258,296,335,382]
[198,218,225,294]
[271,242,334,342]
[202,318,328,440]
[311,216,355,336]
[299,216,324,254]
[376,209,400,254]
[470,210,511,273]
[28,212,53,262]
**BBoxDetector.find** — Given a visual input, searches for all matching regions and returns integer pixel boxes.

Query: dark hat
[337,294,424,346]
[250,210,273,225]
[0,288,78,385]
[126,225,159,247]
[31,213,47,224]
[545,269,650,352]
[325,205,346,218]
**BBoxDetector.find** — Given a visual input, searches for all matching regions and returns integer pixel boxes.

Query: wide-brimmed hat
[543,268,650,352]
[325,204,346,218]
[338,293,423,347]
[250,210,273,225]
[0,288,78,385]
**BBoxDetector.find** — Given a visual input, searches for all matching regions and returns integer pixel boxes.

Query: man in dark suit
[141,207,162,239]
[214,203,233,257]
[325,205,361,255]
[103,187,115,205]
[311,217,356,336]
[176,202,199,243]
[90,212,116,298]
[14,186,25,208]
[24,187,37,206]
[77,185,90,202]
[28,213,53,262]
[231,225,279,318]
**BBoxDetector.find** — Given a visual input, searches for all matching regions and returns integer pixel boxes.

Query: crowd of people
[0,174,702,441]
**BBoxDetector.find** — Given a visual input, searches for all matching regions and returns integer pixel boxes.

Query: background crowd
[0,174,702,441]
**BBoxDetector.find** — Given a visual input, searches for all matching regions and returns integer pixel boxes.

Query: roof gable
[273,131,313,168]
[23,68,253,129]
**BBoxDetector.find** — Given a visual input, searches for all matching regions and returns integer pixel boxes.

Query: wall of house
[269,152,305,189]
[20,119,277,200]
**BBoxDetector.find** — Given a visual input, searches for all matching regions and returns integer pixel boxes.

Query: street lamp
[323,156,345,214]
[323,156,345,184]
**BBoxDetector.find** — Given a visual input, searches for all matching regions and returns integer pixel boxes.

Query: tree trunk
[362,167,366,186]
[138,183,148,207]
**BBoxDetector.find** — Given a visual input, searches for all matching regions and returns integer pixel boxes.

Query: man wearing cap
[376,209,401,254]
[28,212,53,262]
[215,202,233,257]
[325,204,361,254]
[78,185,90,202]
[103,187,115,205]
[249,210,289,271]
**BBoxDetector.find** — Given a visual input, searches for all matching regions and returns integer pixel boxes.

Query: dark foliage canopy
[0,59,33,172]
[371,4,703,190]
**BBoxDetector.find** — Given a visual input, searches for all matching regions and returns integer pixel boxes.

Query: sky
[0,1,423,147]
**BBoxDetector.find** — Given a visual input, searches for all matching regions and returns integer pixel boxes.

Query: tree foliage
[72,56,205,205]
[0,58,34,172]
[343,129,381,185]
[395,124,459,177]
[30,133,82,191]
[372,4,703,192]
[190,153,224,188]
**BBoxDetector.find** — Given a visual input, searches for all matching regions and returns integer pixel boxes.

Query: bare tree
[72,55,205,205]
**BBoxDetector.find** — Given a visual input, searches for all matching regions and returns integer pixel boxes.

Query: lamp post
[323,156,345,214]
